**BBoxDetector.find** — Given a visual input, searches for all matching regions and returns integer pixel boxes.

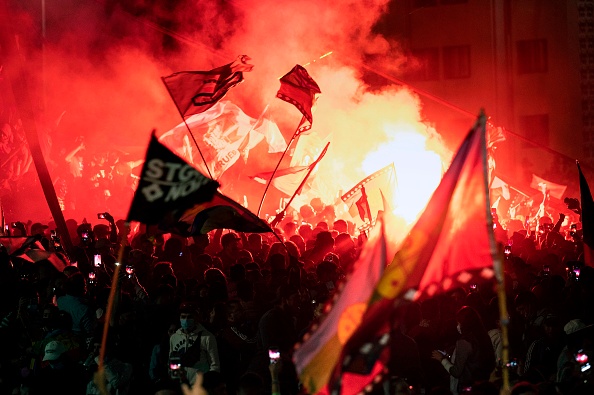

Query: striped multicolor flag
[328,112,497,395]
[293,212,398,394]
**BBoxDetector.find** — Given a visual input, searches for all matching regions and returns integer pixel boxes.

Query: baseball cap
[43,340,66,361]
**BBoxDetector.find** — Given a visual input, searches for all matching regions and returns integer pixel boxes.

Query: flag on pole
[294,214,392,394]
[355,186,372,222]
[276,65,321,134]
[162,55,254,118]
[578,161,594,266]
[159,101,287,180]
[328,113,496,395]
[251,142,330,197]
[341,164,396,225]
[127,132,219,227]
[178,191,272,235]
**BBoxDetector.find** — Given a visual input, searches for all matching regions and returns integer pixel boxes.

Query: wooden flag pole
[479,110,510,393]
[94,222,129,395]
[256,116,305,216]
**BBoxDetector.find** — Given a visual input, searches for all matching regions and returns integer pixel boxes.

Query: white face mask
[457,324,462,334]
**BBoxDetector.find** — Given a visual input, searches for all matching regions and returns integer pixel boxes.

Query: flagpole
[270,142,330,226]
[161,77,214,180]
[94,222,128,395]
[479,110,510,393]
[256,116,305,216]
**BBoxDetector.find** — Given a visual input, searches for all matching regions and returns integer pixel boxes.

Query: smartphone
[11,222,18,228]
[269,348,280,364]
[94,254,102,267]
[88,272,96,284]
[4,224,9,234]
[504,245,512,256]
[125,265,134,279]
[575,350,591,372]
[470,284,478,291]
[97,213,106,219]
[169,356,182,378]
[81,232,89,241]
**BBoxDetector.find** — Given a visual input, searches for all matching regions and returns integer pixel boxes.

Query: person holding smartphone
[432,306,495,394]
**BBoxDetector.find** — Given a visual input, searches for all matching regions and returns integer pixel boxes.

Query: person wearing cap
[556,318,594,388]
[30,340,85,394]
[169,303,220,385]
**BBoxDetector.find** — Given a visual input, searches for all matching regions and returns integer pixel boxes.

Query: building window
[517,39,548,74]
[518,114,549,147]
[443,45,471,79]
[406,48,440,81]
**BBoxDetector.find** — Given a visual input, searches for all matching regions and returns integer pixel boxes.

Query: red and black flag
[127,132,219,227]
[178,191,272,235]
[276,65,321,133]
[162,55,254,118]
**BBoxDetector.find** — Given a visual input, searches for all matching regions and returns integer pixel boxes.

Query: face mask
[180,318,195,330]
[457,324,462,334]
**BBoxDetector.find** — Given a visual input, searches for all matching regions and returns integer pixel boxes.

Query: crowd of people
[0,196,593,395]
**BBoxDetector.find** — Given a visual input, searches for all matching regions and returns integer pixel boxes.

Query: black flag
[127,132,220,226]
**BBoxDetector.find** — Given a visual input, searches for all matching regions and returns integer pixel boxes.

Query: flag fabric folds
[251,142,329,197]
[328,114,496,395]
[160,101,287,180]
[162,55,254,118]
[178,191,272,235]
[276,65,321,134]
[530,174,567,200]
[294,213,396,394]
[578,162,594,265]
[341,164,396,225]
[127,132,219,227]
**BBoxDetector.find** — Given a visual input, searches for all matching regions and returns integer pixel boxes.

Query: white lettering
[145,159,164,179]
[163,163,182,181]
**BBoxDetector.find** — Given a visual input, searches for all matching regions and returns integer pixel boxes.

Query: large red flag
[276,65,321,133]
[328,113,497,395]
[160,101,286,180]
[162,55,253,118]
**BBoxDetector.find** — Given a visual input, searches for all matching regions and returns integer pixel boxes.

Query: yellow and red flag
[326,112,498,395]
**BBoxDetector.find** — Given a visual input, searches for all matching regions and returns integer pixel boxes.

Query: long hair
[456,305,496,378]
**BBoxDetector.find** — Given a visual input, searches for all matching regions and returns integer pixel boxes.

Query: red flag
[178,191,271,235]
[251,142,329,197]
[160,101,286,180]
[276,65,321,133]
[328,113,497,395]
[294,213,400,394]
[162,55,253,118]
[355,186,372,222]
[341,164,397,225]
[530,174,567,200]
